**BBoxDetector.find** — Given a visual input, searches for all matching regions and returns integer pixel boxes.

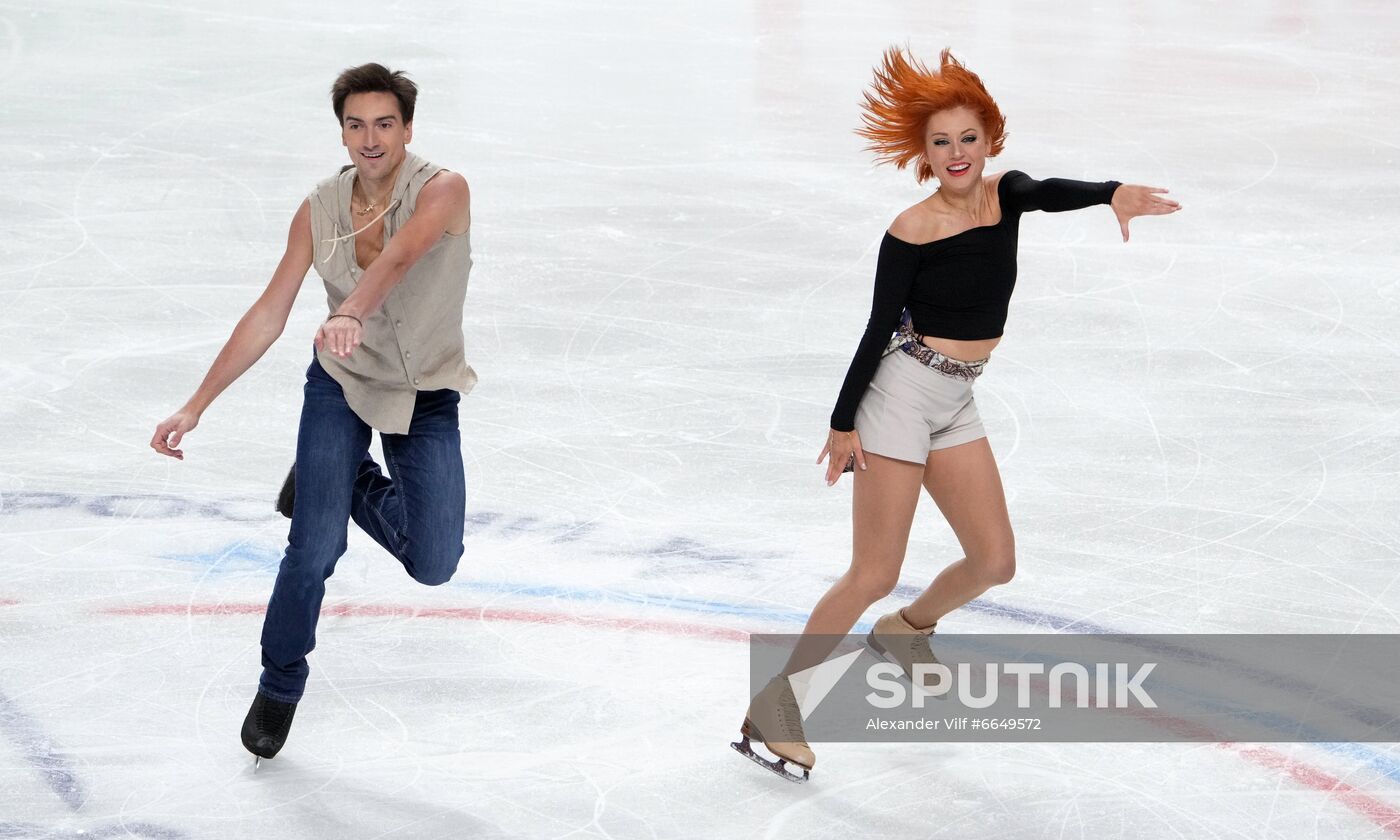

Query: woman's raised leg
[902,437,1015,629]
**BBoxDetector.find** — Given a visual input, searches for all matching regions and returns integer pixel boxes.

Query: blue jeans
[258,356,466,702]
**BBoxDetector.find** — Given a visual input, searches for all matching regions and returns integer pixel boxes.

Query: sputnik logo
[782,650,1160,714]
[785,649,866,718]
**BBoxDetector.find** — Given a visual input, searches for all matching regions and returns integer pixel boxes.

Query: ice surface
[2,0,1399,837]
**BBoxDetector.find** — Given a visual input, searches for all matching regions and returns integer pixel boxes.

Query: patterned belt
[888,313,988,381]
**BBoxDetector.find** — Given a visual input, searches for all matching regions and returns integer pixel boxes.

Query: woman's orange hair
[857,47,1008,183]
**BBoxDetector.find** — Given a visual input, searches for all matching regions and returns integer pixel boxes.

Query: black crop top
[830,170,1120,431]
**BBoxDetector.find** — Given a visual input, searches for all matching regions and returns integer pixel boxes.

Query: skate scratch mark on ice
[0,689,86,811]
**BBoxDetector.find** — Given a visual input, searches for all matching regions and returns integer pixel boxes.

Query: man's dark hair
[331,63,418,124]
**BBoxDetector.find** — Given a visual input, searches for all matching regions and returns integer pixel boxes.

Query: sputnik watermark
[864,661,1158,709]
[751,634,1400,742]
[866,716,1042,731]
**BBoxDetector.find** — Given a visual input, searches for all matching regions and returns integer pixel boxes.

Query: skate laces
[255,697,294,733]
[774,682,808,744]
[911,633,935,662]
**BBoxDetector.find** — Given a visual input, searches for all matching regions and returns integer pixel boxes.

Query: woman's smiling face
[923,106,988,190]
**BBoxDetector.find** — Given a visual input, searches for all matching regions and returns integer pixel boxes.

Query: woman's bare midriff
[920,334,999,362]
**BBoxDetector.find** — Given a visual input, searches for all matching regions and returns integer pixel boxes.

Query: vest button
[413,377,420,385]
[405,351,412,358]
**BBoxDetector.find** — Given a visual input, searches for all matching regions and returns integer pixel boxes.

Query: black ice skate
[275,464,295,519]
[241,692,297,769]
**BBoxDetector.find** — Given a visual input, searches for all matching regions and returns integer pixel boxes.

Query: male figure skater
[151,63,476,765]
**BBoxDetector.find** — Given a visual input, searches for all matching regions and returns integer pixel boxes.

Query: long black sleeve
[1000,170,1120,213]
[829,232,921,431]
[829,172,1120,431]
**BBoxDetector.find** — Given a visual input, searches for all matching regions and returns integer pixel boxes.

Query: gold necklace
[353,184,392,217]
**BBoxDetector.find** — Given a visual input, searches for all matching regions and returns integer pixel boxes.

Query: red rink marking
[98,601,750,642]
[1114,693,1400,837]
[0,599,18,607]
[1234,745,1400,837]
[89,600,1400,835]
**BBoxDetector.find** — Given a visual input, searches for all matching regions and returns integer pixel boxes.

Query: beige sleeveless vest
[307,152,477,433]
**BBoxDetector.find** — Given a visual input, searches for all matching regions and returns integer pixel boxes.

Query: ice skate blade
[253,756,261,772]
[730,737,810,784]
[864,632,947,701]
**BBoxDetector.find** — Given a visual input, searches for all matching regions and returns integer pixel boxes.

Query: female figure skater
[733,47,1180,782]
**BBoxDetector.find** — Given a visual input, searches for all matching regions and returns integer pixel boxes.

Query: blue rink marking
[454,579,1119,635]
[153,543,1119,634]
[1320,741,1400,786]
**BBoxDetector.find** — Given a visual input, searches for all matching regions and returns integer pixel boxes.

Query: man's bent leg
[258,358,372,702]
[348,454,405,557]
[378,387,466,586]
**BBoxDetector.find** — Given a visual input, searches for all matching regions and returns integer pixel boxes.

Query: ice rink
[3,0,1399,837]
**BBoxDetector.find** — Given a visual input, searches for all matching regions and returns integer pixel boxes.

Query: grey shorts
[853,348,987,465]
